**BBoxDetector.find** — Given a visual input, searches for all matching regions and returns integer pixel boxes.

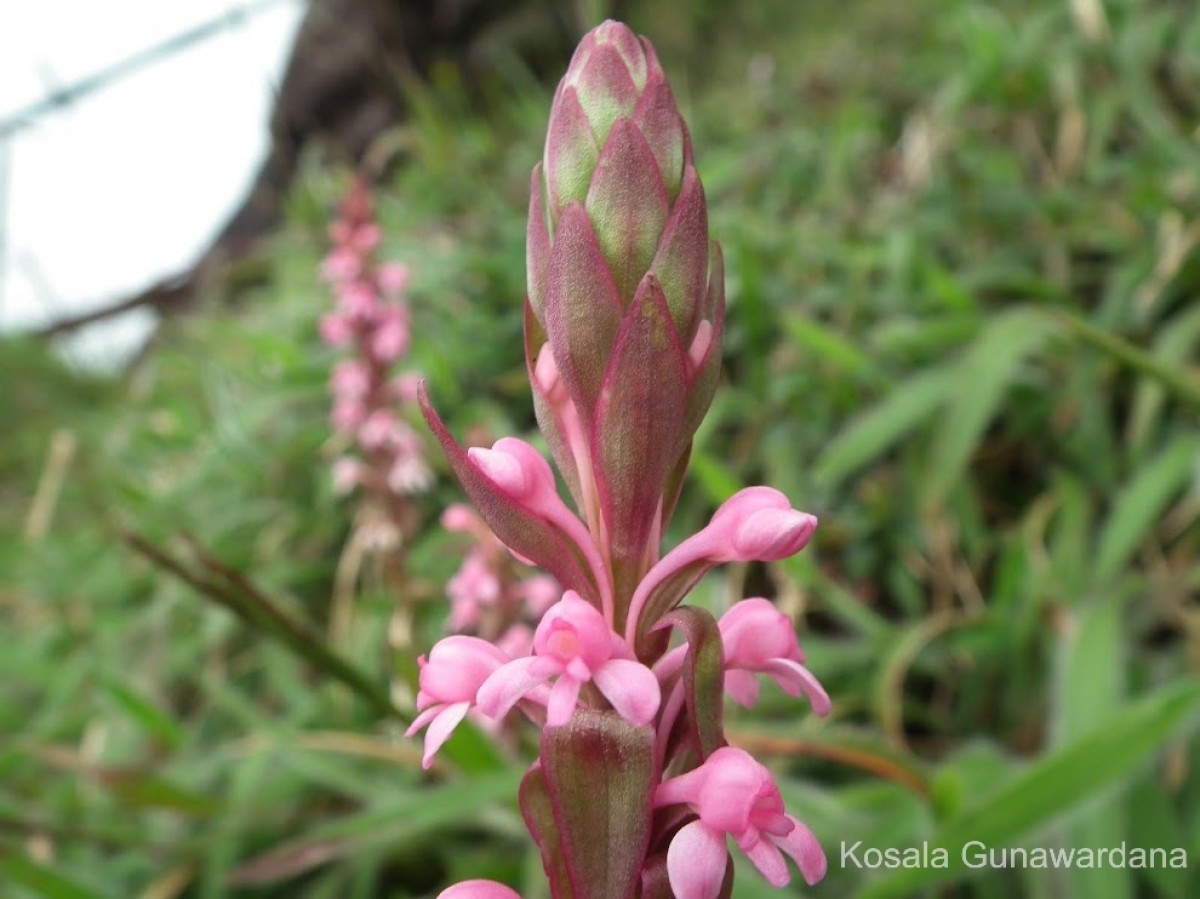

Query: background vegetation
[3,0,1199,896]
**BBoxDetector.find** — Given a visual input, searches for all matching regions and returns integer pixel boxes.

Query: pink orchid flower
[468,437,614,620]
[654,747,826,899]
[626,487,818,642]
[476,591,660,727]
[720,599,831,715]
[405,636,510,769]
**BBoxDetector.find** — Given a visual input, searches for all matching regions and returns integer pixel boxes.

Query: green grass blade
[0,857,116,899]
[814,367,955,489]
[1093,436,1200,585]
[1053,593,1130,899]
[923,309,1051,507]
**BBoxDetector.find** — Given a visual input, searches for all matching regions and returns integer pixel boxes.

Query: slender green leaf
[1128,775,1189,899]
[814,366,955,488]
[782,314,877,378]
[924,309,1051,506]
[101,678,185,750]
[228,769,523,886]
[1128,304,1200,455]
[1093,436,1199,584]
[1054,594,1129,899]
[0,857,116,899]
[1055,310,1200,407]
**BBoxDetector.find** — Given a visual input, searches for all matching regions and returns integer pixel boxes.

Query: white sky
[0,0,306,365]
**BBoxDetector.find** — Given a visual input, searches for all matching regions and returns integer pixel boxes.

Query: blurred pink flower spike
[719,599,831,714]
[626,487,818,644]
[477,591,660,727]
[437,880,522,899]
[655,747,827,899]
[405,636,509,769]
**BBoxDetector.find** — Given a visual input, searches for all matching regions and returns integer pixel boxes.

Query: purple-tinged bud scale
[527,21,724,585]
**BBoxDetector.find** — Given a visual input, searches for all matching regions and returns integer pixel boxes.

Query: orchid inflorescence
[320,177,431,513]
[410,22,829,899]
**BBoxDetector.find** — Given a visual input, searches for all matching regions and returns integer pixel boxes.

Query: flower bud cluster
[413,21,829,899]
[320,177,431,500]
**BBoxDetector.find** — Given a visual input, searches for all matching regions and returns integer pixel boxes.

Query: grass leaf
[1093,436,1199,584]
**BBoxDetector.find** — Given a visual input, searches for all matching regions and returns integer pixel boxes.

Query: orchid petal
[421,702,471,769]
[418,635,508,701]
[667,820,728,899]
[546,676,584,726]
[723,669,760,708]
[593,658,661,725]
[477,657,548,720]
[405,705,442,737]
[742,836,790,888]
[764,658,832,716]
[774,816,828,886]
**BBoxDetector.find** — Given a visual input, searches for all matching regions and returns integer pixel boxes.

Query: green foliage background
[3,0,1199,896]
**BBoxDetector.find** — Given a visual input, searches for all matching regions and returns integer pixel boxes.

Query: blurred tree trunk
[40,0,610,338]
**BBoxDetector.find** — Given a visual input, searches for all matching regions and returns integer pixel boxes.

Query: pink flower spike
[406,636,509,769]
[655,747,826,897]
[719,599,830,715]
[477,592,659,726]
[437,881,522,899]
